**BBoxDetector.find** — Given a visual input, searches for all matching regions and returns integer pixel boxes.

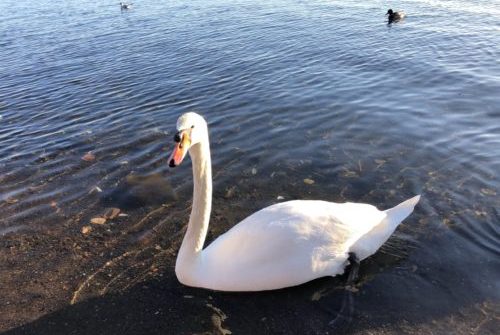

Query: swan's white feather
[191,199,413,291]
[171,112,420,292]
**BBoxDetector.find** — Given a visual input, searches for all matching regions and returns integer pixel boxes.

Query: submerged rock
[81,152,95,162]
[103,208,121,220]
[91,217,106,225]
[81,226,92,235]
[303,178,315,185]
[100,173,177,210]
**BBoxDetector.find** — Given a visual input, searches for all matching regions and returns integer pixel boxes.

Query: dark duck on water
[120,2,133,10]
[386,9,406,23]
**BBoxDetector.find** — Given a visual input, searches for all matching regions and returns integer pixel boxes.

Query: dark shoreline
[2,194,498,335]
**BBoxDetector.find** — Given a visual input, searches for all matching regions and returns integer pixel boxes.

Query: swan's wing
[200,200,386,291]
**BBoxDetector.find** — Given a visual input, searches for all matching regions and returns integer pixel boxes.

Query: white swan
[168,112,420,291]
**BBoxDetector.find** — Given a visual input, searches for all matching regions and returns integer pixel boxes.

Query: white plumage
[168,112,420,291]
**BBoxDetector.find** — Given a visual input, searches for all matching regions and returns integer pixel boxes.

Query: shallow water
[1,0,499,333]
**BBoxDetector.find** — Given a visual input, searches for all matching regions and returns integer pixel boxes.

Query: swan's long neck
[177,138,212,264]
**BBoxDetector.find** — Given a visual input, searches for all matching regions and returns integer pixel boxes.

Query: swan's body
[169,112,420,292]
[387,9,406,22]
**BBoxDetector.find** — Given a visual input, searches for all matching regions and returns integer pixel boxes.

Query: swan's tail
[350,195,421,260]
[384,195,421,229]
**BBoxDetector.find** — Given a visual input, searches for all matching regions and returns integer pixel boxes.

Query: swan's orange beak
[168,130,191,168]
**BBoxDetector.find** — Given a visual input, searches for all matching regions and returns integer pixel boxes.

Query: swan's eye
[191,125,195,129]
[174,132,181,143]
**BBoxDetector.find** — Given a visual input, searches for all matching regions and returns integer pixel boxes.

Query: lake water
[1,0,499,333]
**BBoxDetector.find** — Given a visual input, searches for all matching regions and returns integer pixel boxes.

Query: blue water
[1,0,499,333]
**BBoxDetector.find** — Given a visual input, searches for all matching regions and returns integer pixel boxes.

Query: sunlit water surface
[0,0,499,333]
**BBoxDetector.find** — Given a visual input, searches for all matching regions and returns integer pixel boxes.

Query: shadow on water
[100,173,178,210]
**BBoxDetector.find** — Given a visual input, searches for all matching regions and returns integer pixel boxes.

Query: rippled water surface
[1,0,499,333]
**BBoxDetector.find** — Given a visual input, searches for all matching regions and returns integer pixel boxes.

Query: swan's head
[386,9,393,15]
[168,112,208,168]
